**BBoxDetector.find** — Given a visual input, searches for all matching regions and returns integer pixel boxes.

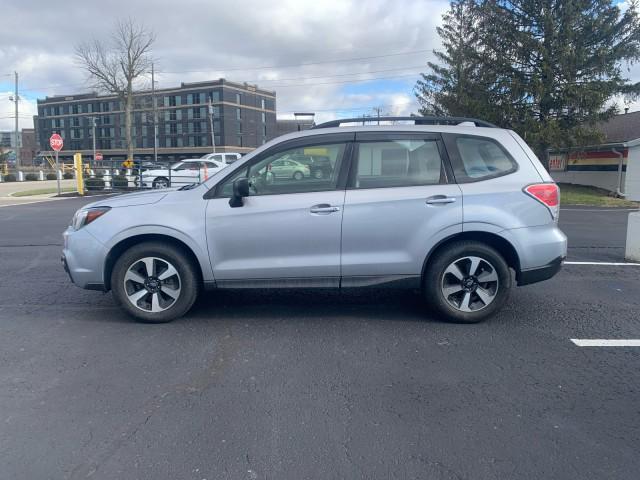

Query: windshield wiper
[178,183,199,190]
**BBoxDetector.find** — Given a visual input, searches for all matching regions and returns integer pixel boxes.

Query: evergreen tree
[417,0,640,162]
[415,0,492,118]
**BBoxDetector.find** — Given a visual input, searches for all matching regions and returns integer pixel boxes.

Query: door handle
[426,195,457,205]
[310,203,341,214]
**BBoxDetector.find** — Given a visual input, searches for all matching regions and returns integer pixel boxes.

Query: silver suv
[62,116,567,324]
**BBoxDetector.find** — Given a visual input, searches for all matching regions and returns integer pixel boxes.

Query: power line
[158,49,431,74]
[20,64,427,94]
[259,73,419,88]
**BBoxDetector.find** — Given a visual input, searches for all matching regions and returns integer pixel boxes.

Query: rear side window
[453,136,517,181]
[353,140,444,189]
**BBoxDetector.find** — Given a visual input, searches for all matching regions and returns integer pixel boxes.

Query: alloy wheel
[123,257,181,313]
[441,256,499,312]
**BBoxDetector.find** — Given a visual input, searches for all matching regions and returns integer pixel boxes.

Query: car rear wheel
[153,177,170,189]
[111,242,199,323]
[424,241,511,323]
[313,169,324,179]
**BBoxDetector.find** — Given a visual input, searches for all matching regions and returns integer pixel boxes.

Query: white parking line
[571,339,640,347]
[564,261,640,266]
[561,208,639,212]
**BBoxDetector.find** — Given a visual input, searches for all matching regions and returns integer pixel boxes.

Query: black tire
[153,177,170,189]
[424,241,511,323]
[293,171,304,180]
[111,242,199,323]
[313,169,324,179]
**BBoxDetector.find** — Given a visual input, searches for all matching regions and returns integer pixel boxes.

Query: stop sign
[49,134,63,152]
[95,152,103,161]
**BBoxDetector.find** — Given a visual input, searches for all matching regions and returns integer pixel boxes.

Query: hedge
[112,175,129,188]
[46,173,57,180]
[25,173,39,181]
[85,177,105,190]
[63,172,74,179]
[3,174,17,182]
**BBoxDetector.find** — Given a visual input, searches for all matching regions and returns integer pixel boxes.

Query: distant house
[549,111,640,200]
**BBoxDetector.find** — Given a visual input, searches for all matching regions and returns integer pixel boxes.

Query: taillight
[524,183,560,220]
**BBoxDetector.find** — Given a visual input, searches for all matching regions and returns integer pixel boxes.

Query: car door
[204,134,353,286]
[340,132,463,286]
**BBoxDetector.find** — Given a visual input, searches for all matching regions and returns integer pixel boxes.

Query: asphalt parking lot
[1,197,639,480]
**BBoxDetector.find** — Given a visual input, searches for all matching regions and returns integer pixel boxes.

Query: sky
[0,0,637,132]
[0,0,449,131]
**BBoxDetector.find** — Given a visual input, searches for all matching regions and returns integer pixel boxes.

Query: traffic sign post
[49,134,63,196]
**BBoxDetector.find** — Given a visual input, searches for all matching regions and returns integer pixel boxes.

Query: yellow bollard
[74,153,85,196]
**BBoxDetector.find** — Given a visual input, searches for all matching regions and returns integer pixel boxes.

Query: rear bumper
[518,256,564,286]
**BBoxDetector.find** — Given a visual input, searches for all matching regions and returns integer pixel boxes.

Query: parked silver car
[62,116,567,323]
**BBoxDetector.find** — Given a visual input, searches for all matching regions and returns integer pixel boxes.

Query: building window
[164,95,181,107]
[188,92,202,105]
[101,102,110,112]
[236,93,241,104]
[237,122,242,134]
[54,106,60,116]
[85,103,93,113]
[261,98,266,109]
[237,136,242,147]
[72,117,80,127]
[102,115,111,125]
[263,124,267,137]
[72,104,79,114]
[210,91,220,102]
[236,108,241,120]
[261,112,266,123]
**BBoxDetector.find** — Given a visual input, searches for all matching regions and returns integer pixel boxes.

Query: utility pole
[151,63,158,163]
[87,116,97,167]
[373,107,382,125]
[208,95,216,154]
[14,71,19,168]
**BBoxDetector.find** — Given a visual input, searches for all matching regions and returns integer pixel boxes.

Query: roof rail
[312,115,498,129]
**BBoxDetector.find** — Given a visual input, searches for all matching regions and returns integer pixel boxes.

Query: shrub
[94,172,104,178]
[85,177,105,191]
[3,174,16,182]
[63,172,74,179]
[46,173,57,180]
[25,173,39,181]
[112,175,129,188]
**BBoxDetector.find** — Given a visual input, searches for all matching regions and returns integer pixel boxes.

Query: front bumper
[62,226,108,290]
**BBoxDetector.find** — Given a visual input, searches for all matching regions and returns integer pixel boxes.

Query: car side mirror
[229,177,250,208]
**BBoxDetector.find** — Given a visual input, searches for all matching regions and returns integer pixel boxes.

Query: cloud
[0,0,448,128]
[0,92,37,131]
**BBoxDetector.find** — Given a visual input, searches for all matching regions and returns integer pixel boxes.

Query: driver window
[218,143,346,197]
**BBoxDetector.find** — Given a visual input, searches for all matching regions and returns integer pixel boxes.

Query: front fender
[102,225,214,283]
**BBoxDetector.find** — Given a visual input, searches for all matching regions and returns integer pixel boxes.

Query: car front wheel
[111,242,199,323]
[424,241,511,323]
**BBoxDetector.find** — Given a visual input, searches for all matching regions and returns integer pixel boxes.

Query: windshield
[170,161,184,170]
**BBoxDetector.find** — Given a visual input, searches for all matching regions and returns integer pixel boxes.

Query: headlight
[71,206,111,230]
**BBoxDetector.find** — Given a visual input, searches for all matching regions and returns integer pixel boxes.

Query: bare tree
[76,18,155,162]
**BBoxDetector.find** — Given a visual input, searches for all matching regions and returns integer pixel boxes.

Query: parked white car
[201,152,242,165]
[140,159,227,188]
